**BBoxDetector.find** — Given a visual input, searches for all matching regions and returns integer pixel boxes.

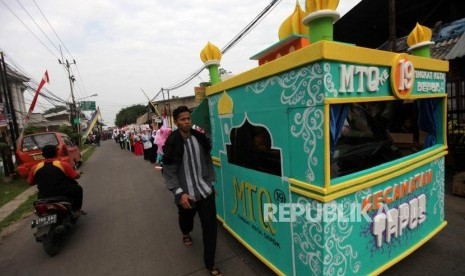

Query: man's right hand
[179,193,194,209]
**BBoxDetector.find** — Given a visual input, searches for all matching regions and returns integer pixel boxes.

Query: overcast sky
[0,0,360,125]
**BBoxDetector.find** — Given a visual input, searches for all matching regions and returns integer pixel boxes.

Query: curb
[0,186,37,222]
[0,146,92,224]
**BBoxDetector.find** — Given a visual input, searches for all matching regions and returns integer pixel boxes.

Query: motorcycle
[31,196,80,256]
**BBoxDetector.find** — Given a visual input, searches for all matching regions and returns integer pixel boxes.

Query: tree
[199,81,211,87]
[114,104,147,127]
[219,67,232,75]
[43,105,67,115]
[58,124,73,135]
[24,125,40,135]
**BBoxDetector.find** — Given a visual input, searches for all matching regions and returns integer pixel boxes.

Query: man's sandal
[182,235,192,246]
[210,267,223,276]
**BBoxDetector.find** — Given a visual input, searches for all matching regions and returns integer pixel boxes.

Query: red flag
[28,70,49,113]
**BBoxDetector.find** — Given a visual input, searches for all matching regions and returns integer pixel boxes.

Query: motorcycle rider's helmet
[42,144,58,159]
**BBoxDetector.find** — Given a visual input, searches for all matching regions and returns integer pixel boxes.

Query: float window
[331,99,441,178]
[227,120,282,176]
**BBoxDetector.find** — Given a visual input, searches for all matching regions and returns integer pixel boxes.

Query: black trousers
[148,146,157,163]
[40,183,83,211]
[62,183,83,211]
[143,148,149,160]
[177,193,217,270]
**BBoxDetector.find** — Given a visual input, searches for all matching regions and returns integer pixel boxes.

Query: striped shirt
[183,135,212,200]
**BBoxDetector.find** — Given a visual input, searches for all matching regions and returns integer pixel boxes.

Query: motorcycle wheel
[42,226,62,256]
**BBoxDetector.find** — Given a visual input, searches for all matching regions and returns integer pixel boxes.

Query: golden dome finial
[200,42,222,65]
[407,23,433,47]
[306,0,339,12]
[278,1,308,40]
[407,23,434,57]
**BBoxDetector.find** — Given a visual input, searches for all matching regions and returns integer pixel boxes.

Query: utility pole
[388,0,397,52]
[167,89,172,128]
[0,52,19,147]
[58,57,77,133]
[0,52,16,176]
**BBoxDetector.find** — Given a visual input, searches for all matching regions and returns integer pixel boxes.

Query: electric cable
[32,0,75,60]
[15,0,61,55]
[2,52,68,104]
[0,0,59,60]
[221,0,282,54]
[159,0,283,95]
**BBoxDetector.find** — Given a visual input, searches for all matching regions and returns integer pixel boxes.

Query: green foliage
[24,126,40,135]
[219,67,232,75]
[58,124,73,135]
[115,104,147,127]
[199,81,211,87]
[69,132,81,145]
[43,105,67,115]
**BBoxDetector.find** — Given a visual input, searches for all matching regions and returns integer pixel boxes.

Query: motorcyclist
[27,144,86,216]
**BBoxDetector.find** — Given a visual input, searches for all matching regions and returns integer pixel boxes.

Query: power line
[162,66,204,91]
[24,85,67,105]
[72,66,89,98]
[4,0,90,103]
[1,51,68,104]
[0,0,59,59]
[159,0,283,95]
[22,92,56,111]
[15,0,61,55]
[32,0,75,60]
[221,0,282,54]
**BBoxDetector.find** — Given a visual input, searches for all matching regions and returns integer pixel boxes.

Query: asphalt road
[0,140,272,276]
[0,139,464,275]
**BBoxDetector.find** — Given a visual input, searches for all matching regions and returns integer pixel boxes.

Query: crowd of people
[111,125,172,168]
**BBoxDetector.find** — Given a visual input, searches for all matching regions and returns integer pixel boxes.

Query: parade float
[192,0,448,275]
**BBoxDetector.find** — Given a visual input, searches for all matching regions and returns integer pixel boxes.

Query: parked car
[16,132,82,178]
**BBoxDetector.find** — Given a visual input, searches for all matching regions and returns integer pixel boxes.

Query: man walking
[162,106,222,276]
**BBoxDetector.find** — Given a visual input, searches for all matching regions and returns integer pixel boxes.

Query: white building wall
[10,84,24,129]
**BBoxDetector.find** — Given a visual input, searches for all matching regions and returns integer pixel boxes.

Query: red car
[16,132,82,178]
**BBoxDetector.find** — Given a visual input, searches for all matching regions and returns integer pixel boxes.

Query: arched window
[227,120,282,176]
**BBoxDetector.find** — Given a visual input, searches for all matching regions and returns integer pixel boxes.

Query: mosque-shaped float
[192,0,449,274]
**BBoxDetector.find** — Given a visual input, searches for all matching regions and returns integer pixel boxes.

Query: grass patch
[80,143,92,151]
[0,178,29,208]
[0,192,36,233]
[82,146,96,162]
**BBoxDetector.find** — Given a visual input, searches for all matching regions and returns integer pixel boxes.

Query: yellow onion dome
[306,0,339,12]
[407,23,433,48]
[200,42,222,65]
[278,1,308,40]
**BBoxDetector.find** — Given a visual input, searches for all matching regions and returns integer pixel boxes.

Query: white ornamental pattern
[293,197,361,275]
[209,96,218,149]
[430,158,445,220]
[247,63,335,182]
